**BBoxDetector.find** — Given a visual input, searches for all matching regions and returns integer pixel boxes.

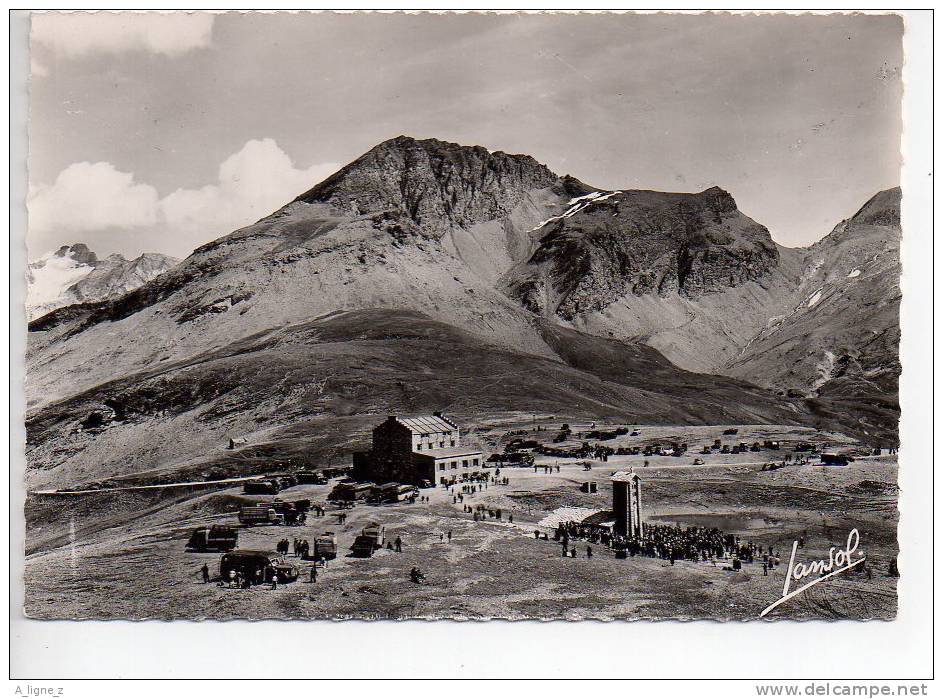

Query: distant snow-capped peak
[27,243,178,321]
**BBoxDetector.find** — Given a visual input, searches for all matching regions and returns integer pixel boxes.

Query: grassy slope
[26,309,812,492]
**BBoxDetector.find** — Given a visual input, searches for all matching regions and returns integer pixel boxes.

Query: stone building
[353,412,484,485]
[611,471,643,538]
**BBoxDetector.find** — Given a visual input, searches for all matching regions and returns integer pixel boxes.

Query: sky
[27,11,903,260]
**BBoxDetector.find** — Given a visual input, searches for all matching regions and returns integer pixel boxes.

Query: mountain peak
[849,186,901,227]
[52,243,99,266]
[698,186,738,213]
[293,136,559,233]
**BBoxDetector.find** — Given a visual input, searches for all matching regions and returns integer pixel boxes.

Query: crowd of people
[275,537,316,559]
[551,519,781,570]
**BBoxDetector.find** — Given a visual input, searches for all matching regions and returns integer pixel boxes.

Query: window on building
[450,440,455,447]
[473,458,479,466]
[439,464,445,471]
[462,459,468,467]
[416,444,421,451]
[439,441,445,448]
[451,462,457,469]
[428,442,433,449]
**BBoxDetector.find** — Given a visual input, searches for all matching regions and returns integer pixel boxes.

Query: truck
[314,532,338,560]
[255,499,307,525]
[351,535,377,558]
[238,505,284,526]
[244,479,280,495]
[219,550,299,585]
[185,525,238,552]
[821,453,854,466]
[361,523,386,550]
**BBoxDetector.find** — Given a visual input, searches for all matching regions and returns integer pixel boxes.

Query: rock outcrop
[295,135,558,238]
[509,186,779,320]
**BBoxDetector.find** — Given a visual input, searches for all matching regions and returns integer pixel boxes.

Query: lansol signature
[759,528,867,618]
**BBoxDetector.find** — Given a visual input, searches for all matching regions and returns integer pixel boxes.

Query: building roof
[414,446,483,460]
[611,470,640,482]
[581,511,616,528]
[537,507,605,529]
[396,415,457,434]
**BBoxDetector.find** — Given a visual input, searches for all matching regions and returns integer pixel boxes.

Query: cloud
[160,138,341,241]
[28,161,160,236]
[28,140,341,259]
[31,12,215,57]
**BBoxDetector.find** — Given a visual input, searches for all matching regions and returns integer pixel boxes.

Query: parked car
[270,473,298,489]
[314,532,338,560]
[219,550,299,585]
[296,471,328,485]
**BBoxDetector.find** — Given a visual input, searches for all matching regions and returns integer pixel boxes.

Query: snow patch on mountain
[27,250,95,310]
[530,190,622,232]
[812,349,836,392]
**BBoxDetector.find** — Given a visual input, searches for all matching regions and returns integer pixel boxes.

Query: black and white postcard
[18,10,919,636]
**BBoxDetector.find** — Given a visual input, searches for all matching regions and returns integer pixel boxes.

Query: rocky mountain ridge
[25,136,900,492]
[724,188,901,440]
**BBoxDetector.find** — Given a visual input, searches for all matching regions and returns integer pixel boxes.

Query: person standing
[310,566,318,583]
[447,531,452,543]
[200,563,210,583]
